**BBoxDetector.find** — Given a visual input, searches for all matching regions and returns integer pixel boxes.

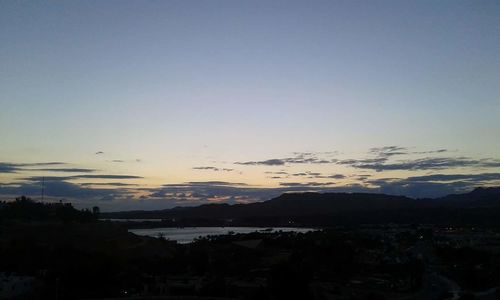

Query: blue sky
[1,1,499,211]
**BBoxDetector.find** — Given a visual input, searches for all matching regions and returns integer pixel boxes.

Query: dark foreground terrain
[2,192,500,299]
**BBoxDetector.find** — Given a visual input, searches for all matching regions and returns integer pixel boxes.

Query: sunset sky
[1,1,499,211]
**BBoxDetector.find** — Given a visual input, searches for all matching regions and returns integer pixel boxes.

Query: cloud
[0,162,95,174]
[279,182,336,187]
[236,147,445,168]
[293,151,339,156]
[366,172,500,198]
[235,152,335,166]
[0,162,66,173]
[19,162,65,166]
[192,166,235,172]
[137,172,500,206]
[265,171,289,175]
[139,181,271,205]
[413,149,449,154]
[236,159,287,166]
[337,158,388,166]
[182,181,249,186]
[3,172,498,210]
[3,146,499,209]
[79,182,139,187]
[29,168,97,173]
[328,174,347,179]
[338,157,500,171]
[0,174,142,200]
[355,174,372,181]
[24,174,143,181]
[0,163,18,173]
[288,171,346,180]
[335,146,498,172]
[107,159,143,163]
[369,146,408,158]
[137,180,379,208]
[193,166,219,170]
[0,180,126,200]
[68,174,143,179]
[404,173,500,182]
[143,186,260,205]
[370,146,449,157]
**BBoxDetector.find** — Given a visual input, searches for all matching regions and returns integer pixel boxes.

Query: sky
[1,0,499,211]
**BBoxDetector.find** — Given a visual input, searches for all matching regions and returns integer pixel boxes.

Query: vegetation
[2,195,500,299]
[0,196,97,222]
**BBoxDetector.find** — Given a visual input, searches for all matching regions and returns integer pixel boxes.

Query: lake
[129,227,315,244]
[101,218,163,222]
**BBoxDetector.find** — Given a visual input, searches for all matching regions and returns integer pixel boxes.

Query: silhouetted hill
[0,196,97,222]
[260,192,416,214]
[434,187,500,207]
[103,188,500,226]
[103,192,415,219]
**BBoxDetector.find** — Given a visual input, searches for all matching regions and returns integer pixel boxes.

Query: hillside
[102,187,500,226]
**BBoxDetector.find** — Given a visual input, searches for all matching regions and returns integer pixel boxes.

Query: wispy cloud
[24,174,143,181]
[235,147,493,172]
[279,182,336,187]
[0,162,67,173]
[167,181,249,187]
[413,149,449,154]
[192,166,234,172]
[0,181,127,201]
[265,171,289,175]
[339,157,500,171]
[236,158,288,166]
[79,182,140,187]
[289,171,346,179]
[369,146,408,158]
[365,172,500,198]
[138,181,350,206]
[28,168,96,173]
[235,152,335,166]
[388,173,500,183]
[0,163,18,173]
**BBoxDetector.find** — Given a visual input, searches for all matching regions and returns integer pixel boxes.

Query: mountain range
[103,187,500,226]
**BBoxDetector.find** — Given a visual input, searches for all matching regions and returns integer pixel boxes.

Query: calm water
[101,218,163,222]
[129,227,315,244]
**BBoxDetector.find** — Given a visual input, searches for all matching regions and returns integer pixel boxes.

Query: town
[1,197,500,299]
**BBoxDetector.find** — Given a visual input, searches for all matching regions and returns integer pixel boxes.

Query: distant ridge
[434,187,500,207]
[102,187,500,226]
